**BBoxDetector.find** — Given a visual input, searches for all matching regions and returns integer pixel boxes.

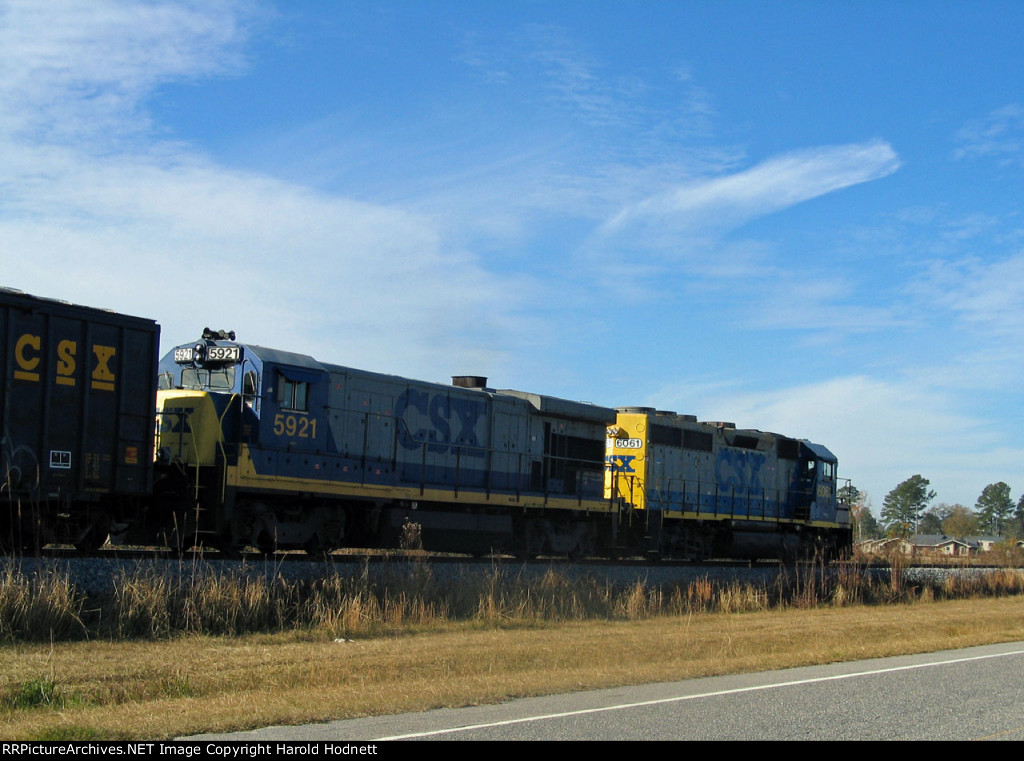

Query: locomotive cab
[136,330,259,549]
[155,329,257,467]
[261,361,329,453]
[793,441,840,524]
[147,331,347,551]
[154,331,342,469]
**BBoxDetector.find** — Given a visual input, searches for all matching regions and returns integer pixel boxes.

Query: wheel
[211,532,242,559]
[304,533,335,559]
[73,517,111,553]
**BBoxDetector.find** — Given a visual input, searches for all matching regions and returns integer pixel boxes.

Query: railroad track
[2,548,798,597]
[29,544,784,568]
[5,547,1012,600]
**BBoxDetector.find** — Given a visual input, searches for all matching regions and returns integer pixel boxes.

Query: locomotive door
[347,381,395,486]
[266,365,327,454]
[491,406,526,493]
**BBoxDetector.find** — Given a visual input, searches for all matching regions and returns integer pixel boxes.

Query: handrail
[215,393,241,503]
[333,412,608,502]
[155,408,202,502]
[635,474,820,520]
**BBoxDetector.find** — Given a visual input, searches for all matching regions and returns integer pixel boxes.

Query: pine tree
[881,475,936,537]
[1014,495,1024,538]
[975,482,1014,536]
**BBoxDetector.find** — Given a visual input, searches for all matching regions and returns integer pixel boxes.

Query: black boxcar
[0,288,160,550]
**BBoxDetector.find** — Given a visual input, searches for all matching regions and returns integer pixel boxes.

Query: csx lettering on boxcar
[12,332,118,391]
[0,289,158,552]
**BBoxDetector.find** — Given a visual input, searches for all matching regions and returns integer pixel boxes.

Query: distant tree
[881,475,936,537]
[975,482,1014,536]
[838,483,862,507]
[1014,495,1024,539]
[854,504,881,540]
[918,511,941,535]
[919,503,955,535]
[840,484,880,540]
[941,504,979,538]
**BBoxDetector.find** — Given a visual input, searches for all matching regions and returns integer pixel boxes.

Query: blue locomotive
[606,409,849,559]
[123,329,617,556]
[108,327,851,559]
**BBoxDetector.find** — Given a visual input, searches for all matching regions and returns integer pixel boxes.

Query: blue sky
[2,0,1024,514]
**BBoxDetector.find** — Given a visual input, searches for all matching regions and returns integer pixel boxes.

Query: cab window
[279,376,309,411]
[181,366,235,391]
[243,370,259,398]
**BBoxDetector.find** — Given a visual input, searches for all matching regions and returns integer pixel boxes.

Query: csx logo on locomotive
[395,388,486,456]
[606,454,637,473]
[13,333,117,391]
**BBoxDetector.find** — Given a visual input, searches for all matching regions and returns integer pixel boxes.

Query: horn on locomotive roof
[202,328,236,341]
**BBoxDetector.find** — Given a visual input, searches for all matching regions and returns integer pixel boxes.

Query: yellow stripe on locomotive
[155,389,225,468]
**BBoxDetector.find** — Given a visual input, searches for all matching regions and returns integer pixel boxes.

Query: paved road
[186,641,1024,741]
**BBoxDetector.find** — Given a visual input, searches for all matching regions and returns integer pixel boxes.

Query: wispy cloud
[912,249,1024,342]
[458,22,720,148]
[595,140,901,247]
[523,25,629,129]
[0,0,537,382]
[741,272,903,334]
[0,0,261,143]
[954,104,1024,166]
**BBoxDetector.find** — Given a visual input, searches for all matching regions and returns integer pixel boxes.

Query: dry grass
[3,596,1024,740]
[0,566,88,642]
[4,558,1024,739]
[9,555,1022,644]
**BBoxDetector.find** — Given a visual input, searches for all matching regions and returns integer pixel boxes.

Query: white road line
[373,647,1024,740]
